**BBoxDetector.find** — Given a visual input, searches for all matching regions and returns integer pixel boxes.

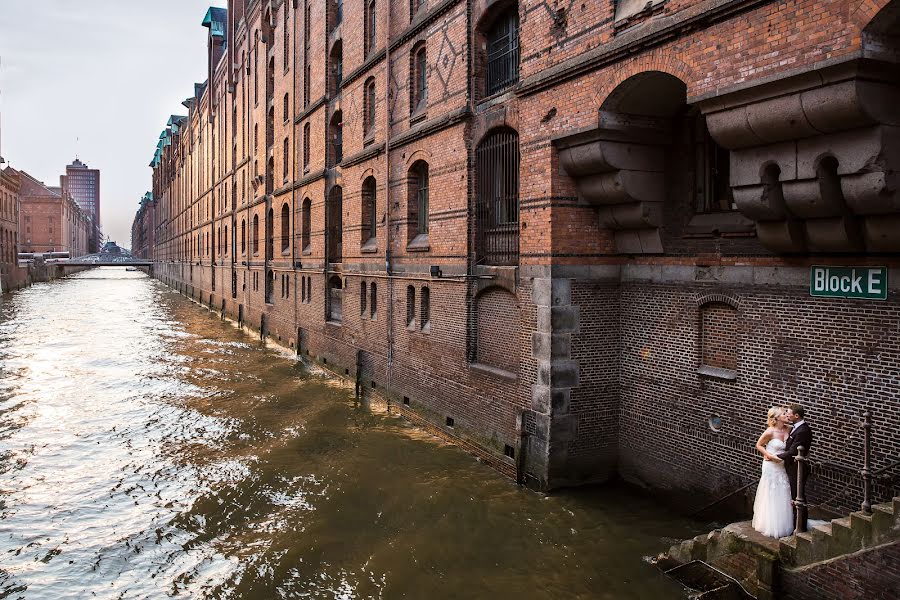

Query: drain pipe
[384,0,394,395]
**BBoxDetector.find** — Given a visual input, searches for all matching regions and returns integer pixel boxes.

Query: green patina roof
[202,7,227,38]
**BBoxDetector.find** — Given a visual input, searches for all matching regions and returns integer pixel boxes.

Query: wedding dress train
[751,437,794,538]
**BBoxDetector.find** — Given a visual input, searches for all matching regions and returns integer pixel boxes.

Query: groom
[778,403,813,523]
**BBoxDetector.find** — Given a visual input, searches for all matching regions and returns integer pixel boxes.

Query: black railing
[475,129,519,265]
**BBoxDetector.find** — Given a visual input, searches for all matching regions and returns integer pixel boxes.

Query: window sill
[409,109,427,125]
[469,362,517,381]
[363,134,375,147]
[406,233,430,252]
[281,249,291,256]
[326,320,342,327]
[361,238,378,253]
[406,320,417,331]
[697,365,737,381]
[302,246,312,256]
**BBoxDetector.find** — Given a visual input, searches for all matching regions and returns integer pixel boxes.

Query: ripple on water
[0,269,704,599]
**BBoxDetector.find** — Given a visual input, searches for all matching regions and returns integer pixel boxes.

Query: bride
[752,407,794,538]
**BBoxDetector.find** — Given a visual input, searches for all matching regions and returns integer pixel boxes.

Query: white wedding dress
[751,437,794,538]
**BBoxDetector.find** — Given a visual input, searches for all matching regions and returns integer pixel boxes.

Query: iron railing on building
[475,129,519,266]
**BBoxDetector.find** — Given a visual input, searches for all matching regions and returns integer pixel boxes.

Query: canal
[0,269,707,599]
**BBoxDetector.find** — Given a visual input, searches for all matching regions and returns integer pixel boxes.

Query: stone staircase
[779,496,900,568]
[657,496,900,599]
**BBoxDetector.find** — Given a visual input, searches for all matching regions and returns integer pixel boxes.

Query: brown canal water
[0,269,708,599]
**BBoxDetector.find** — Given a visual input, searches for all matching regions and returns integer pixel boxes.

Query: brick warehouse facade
[137,0,900,511]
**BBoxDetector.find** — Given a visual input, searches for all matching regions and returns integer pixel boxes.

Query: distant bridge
[18,251,153,268]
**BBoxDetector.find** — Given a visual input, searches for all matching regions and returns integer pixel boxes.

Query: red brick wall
[782,542,900,600]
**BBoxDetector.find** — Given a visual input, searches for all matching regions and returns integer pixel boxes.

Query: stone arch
[474,285,520,373]
[695,293,741,311]
[404,148,432,169]
[557,69,736,254]
[594,55,697,108]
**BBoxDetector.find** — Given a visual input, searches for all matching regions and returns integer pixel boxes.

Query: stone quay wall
[139,0,900,512]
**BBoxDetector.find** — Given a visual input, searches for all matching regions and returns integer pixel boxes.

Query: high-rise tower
[61,158,100,252]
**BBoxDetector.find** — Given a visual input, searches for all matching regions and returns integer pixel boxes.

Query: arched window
[301,198,312,251]
[331,111,343,164]
[283,93,289,122]
[252,214,260,254]
[484,6,519,97]
[283,137,290,180]
[420,286,430,330]
[328,186,343,262]
[330,41,343,97]
[360,281,368,316]
[224,225,228,256]
[281,202,290,251]
[364,77,376,136]
[302,122,311,170]
[361,176,377,243]
[475,129,519,265]
[370,282,377,319]
[406,285,416,328]
[407,160,429,243]
[241,218,247,254]
[328,276,343,322]
[411,44,427,114]
[254,123,259,151]
[365,0,377,56]
[266,207,275,260]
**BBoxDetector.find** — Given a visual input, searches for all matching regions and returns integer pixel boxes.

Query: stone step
[830,517,855,553]
[893,496,900,516]
[849,511,874,548]
[809,522,835,559]
[779,536,798,566]
[793,531,817,566]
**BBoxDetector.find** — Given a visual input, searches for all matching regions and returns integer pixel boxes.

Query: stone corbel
[555,116,668,253]
[702,62,900,253]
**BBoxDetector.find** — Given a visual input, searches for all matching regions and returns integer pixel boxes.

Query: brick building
[0,167,27,291]
[131,192,156,259]
[18,170,91,258]
[140,0,900,511]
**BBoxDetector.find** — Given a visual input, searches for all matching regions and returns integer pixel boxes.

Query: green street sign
[810,266,888,300]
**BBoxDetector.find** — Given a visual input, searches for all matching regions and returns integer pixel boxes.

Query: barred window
[475,129,519,265]
[283,93,289,122]
[283,137,289,179]
[361,176,377,242]
[486,8,519,96]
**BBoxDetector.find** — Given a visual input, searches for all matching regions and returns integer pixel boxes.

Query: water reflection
[0,269,703,599]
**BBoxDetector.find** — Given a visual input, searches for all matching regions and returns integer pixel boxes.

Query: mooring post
[861,410,872,514]
[794,445,809,533]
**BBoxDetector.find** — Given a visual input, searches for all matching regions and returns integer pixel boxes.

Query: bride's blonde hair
[766,406,783,427]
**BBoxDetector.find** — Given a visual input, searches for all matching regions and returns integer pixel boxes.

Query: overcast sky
[0,0,226,249]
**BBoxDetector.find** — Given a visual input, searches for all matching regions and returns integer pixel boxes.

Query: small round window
[708,415,723,432]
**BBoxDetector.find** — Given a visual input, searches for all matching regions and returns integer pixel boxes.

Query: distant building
[131,192,155,260]
[61,158,101,252]
[0,167,27,291]
[17,170,90,258]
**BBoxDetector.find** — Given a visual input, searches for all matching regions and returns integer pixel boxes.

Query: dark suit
[778,421,813,502]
